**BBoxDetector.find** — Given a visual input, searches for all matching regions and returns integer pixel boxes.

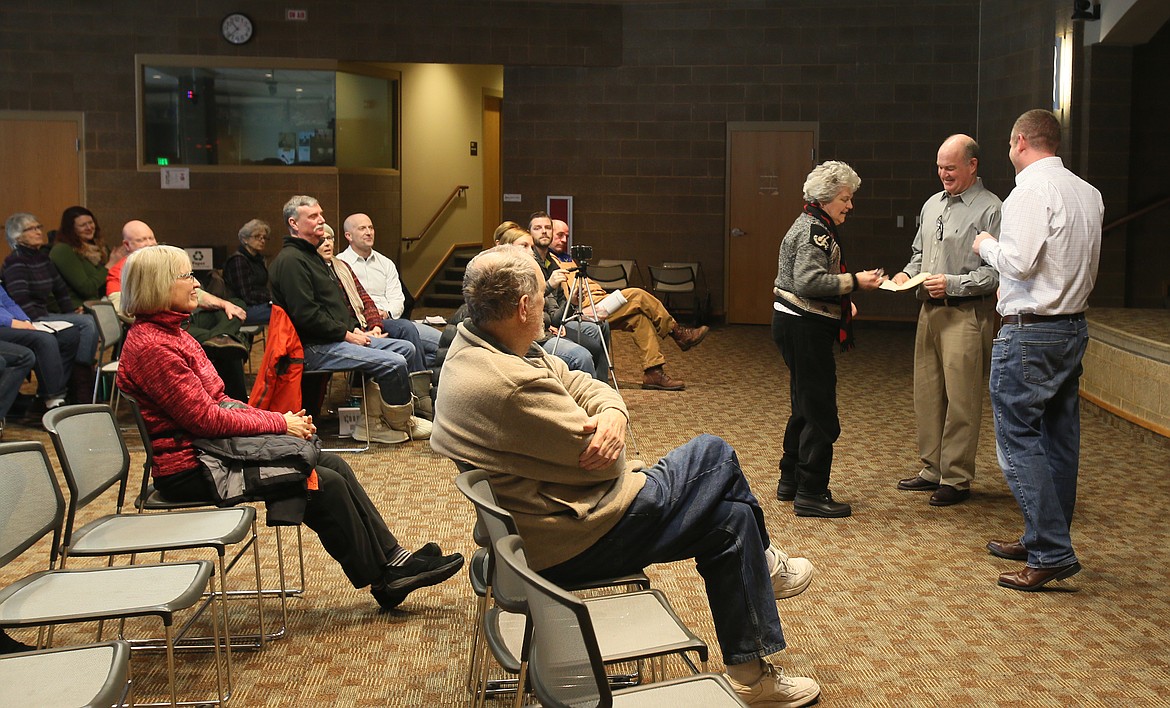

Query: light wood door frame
[482,92,502,249]
[725,122,818,324]
[0,111,85,259]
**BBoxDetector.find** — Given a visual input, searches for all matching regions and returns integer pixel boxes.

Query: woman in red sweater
[116,245,462,610]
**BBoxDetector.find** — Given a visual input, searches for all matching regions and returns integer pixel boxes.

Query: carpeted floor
[4,320,1170,706]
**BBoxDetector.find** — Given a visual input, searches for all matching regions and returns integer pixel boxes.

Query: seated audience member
[497,226,603,379]
[317,223,433,435]
[336,212,442,366]
[108,220,250,401]
[3,212,97,400]
[431,245,821,708]
[528,211,708,391]
[269,196,431,444]
[49,205,109,310]
[0,340,36,436]
[0,282,82,411]
[223,218,273,326]
[116,244,463,609]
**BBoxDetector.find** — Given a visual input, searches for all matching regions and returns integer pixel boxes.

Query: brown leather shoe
[896,475,939,492]
[669,324,710,351]
[997,562,1081,592]
[641,365,685,391]
[986,539,1027,561]
[929,485,970,506]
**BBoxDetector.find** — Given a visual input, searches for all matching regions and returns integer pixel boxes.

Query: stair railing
[402,184,470,250]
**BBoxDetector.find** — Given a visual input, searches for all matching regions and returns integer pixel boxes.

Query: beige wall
[393,63,503,295]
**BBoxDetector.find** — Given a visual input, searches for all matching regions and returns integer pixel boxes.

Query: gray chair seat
[609,674,746,706]
[69,506,254,555]
[0,640,131,708]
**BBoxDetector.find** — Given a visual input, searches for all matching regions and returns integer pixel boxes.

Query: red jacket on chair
[249,305,304,413]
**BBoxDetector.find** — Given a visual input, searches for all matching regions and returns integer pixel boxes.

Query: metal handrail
[402,184,470,246]
[1103,194,1170,235]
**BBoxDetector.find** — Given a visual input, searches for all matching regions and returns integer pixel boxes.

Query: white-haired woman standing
[772,161,885,519]
[117,244,463,609]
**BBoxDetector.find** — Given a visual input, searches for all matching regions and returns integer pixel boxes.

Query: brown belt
[1001,312,1085,324]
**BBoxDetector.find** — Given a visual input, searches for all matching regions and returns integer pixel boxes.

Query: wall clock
[221,13,254,45]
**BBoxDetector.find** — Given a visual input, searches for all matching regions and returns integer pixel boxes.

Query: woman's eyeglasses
[176,271,196,281]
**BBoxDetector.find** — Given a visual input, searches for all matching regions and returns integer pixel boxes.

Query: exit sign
[286,9,307,20]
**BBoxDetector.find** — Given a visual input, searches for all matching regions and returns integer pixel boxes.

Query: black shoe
[776,479,797,502]
[0,629,34,655]
[414,542,442,557]
[371,552,464,610]
[929,485,971,506]
[794,491,852,518]
[897,475,940,492]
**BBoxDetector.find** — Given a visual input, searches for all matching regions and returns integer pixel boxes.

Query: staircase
[419,247,480,309]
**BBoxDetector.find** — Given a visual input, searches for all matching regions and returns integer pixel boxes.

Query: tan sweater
[431,322,646,570]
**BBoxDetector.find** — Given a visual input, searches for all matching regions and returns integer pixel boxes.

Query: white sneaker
[768,544,814,600]
[726,662,821,707]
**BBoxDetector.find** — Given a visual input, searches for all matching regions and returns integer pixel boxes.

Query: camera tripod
[548,258,642,456]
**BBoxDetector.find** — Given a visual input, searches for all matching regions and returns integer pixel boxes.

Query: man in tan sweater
[431,245,821,708]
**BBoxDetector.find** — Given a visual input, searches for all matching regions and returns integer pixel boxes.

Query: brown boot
[669,324,710,351]
[642,365,685,391]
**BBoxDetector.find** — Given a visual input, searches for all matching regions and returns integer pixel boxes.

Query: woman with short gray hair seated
[223,218,272,325]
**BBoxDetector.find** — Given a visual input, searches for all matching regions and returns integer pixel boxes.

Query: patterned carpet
[4,320,1170,706]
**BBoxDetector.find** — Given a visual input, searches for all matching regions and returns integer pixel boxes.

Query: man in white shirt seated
[336,213,442,366]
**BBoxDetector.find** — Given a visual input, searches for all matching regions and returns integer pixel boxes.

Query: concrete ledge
[1083,308,1170,438]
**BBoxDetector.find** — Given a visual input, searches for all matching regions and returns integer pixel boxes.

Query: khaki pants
[913,299,995,489]
[607,288,676,371]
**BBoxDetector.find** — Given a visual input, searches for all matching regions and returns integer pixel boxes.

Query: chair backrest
[649,264,698,293]
[495,534,609,708]
[595,259,639,287]
[453,469,527,613]
[585,264,628,291]
[0,442,66,569]
[83,300,125,364]
[42,404,132,544]
[118,392,158,506]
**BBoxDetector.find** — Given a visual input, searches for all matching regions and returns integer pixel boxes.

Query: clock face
[221,13,254,45]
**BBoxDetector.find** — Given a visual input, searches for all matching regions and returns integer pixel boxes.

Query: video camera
[570,243,593,265]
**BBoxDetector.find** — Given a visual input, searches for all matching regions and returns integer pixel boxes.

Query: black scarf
[803,202,854,351]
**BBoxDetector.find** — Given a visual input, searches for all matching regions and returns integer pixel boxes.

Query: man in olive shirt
[891,134,1001,506]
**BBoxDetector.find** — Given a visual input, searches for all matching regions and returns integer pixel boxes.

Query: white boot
[381,399,432,441]
[354,380,409,444]
[409,371,435,421]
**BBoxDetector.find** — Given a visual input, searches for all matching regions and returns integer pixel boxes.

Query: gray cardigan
[773,211,854,321]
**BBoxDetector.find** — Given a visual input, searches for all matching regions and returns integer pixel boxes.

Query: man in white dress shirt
[973,109,1103,592]
[336,213,442,366]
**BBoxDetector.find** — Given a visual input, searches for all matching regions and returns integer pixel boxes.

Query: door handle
[730,228,747,237]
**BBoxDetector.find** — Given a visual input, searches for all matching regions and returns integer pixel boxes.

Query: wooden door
[726,126,816,324]
[482,95,502,249]
[0,112,84,259]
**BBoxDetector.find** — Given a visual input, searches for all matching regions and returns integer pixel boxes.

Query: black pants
[772,311,840,496]
[155,451,398,588]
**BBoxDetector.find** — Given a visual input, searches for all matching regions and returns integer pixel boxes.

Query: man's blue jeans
[989,317,1088,569]
[39,312,97,364]
[541,337,596,378]
[547,319,610,380]
[0,340,36,417]
[543,434,786,665]
[304,338,414,404]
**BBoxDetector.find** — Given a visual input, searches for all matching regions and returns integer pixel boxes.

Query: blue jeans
[243,302,272,326]
[541,337,596,378]
[0,324,81,399]
[0,340,36,418]
[304,338,414,405]
[547,319,610,380]
[412,321,442,368]
[989,317,1087,569]
[543,434,786,665]
[39,312,97,365]
[379,318,427,372]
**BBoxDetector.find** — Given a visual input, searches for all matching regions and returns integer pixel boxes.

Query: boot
[641,365,685,391]
[381,399,433,441]
[409,371,435,421]
[669,323,710,351]
[354,380,408,444]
